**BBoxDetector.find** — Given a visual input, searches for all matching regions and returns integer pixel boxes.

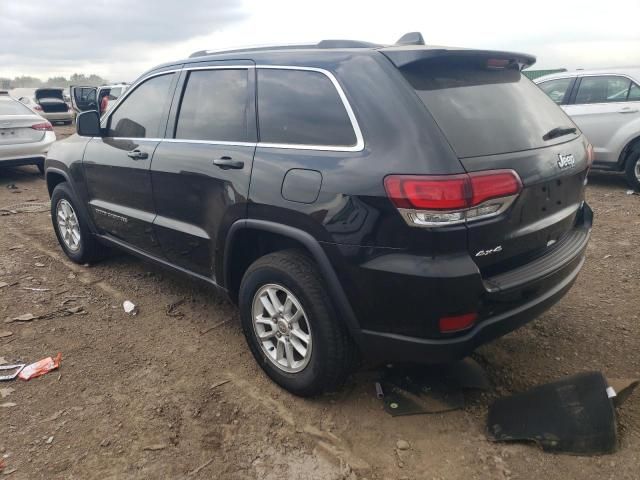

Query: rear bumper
[0,132,55,164]
[359,255,584,363]
[335,203,592,364]
[42,111,74,122]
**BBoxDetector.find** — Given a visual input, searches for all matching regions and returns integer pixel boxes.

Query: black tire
[624,149,640,191]
[50,182,107,264]
[239,250,355,397]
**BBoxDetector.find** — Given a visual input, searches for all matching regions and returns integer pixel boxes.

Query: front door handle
[619,108,639,114]
[127,149,148,160]
[213,156,244,169]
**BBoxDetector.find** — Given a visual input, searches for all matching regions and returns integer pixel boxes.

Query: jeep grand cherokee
[45,33,592,396]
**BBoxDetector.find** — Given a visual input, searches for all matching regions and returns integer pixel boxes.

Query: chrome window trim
[102,64,365,153]
[162,138,257,147]
[255,65,364,152]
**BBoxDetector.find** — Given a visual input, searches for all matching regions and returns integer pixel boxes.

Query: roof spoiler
[395,32,425,46]
[382,47,536,71]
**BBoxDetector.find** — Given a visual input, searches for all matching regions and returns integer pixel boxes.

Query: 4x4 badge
[475,245,503,257]
[557,153,576,169]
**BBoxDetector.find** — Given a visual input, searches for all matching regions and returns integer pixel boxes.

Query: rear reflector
[384,170,522,227]
[439,312,478,333]
[31,122,53,131]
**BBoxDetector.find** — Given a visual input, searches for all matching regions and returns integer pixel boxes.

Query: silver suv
[535,68,640,189]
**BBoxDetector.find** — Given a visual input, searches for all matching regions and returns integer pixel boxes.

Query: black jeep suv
[45,34,592,396]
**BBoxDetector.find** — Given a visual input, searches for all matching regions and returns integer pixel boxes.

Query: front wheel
[624,151,640,191]
[239,250,355,397]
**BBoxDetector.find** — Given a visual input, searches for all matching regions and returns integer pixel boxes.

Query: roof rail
[189,39,384,58]
[316,39,382,49]
[189,43,316,58]
[395,32,425,46]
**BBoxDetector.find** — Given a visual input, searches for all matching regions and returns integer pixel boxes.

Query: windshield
[0,98,34,115]
[401,57,579,158]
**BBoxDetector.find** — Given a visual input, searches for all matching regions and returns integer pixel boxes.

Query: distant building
[522,68,567,80]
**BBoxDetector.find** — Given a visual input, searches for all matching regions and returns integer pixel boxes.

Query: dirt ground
[1,123,639,479]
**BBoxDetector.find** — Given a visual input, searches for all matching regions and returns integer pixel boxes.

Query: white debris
[123,300,138,316]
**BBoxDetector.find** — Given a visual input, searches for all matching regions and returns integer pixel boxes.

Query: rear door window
[574,76,631,104]
[402,57,577,158]
[175,69,250,142]
[628,82,640,101]
[538,78,573,104]
[257,69,356,147]
[108,73,175,138]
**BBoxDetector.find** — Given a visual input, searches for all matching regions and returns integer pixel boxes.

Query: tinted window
[538,78,573,104]
[575,76,631,104]
[402,57,577,158]
[257,69,356,146]
[0,98,33,115]
[108,73,174,138]
[176,69,249,142]
[627,82,640,101]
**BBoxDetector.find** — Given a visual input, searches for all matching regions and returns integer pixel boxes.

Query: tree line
[0,73,110,89]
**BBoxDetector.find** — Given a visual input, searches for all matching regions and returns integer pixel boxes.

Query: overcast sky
[1,0,639,82]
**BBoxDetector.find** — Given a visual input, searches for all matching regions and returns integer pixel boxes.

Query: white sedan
[0,92,56,174]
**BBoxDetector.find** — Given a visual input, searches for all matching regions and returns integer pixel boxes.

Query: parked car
[0,91,55,173]
[70,83,130,116]
[13,87,75,125]
[45,34,592,396]
[535,68,640,189]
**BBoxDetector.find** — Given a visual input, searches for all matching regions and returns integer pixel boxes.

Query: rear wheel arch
[618,135,640,168]
[222,220,363,345]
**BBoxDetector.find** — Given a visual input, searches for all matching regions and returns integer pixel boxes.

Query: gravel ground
[0,124,639,479]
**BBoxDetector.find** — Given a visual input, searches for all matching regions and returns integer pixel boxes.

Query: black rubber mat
[487,371,618,455]
[380,358,489,416]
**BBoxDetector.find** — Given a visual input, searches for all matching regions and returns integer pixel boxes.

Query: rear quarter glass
[400,56,579,158]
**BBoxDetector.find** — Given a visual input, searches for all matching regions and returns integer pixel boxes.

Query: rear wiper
[543,126,577,141]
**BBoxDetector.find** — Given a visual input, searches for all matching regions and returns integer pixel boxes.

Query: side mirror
[76,110,102,137]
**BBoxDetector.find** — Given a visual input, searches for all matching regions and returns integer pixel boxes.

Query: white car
[535,68,640,189]
[11,87,75,125]
[0,92,56,173]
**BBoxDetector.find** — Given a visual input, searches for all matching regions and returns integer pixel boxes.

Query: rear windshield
[0,98,33,115]
[401,57,578,158]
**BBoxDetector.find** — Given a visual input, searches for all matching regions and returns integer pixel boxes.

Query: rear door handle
[213,156,244,169]
[127,149,148,160]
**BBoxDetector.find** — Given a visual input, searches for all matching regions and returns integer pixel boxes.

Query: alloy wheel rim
[635,159,640,182]
[251,283,313,373]
[56,199,81,252]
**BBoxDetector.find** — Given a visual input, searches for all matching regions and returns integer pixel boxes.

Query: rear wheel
[50,182,107,264]
[239,250,355,397]
[624,150,640,191]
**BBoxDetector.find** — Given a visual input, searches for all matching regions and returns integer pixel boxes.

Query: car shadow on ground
[587,170,632,190]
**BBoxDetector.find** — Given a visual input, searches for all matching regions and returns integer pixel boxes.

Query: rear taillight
[586,143,594,169]
[384,170,522,227]
[31,122,53,131]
